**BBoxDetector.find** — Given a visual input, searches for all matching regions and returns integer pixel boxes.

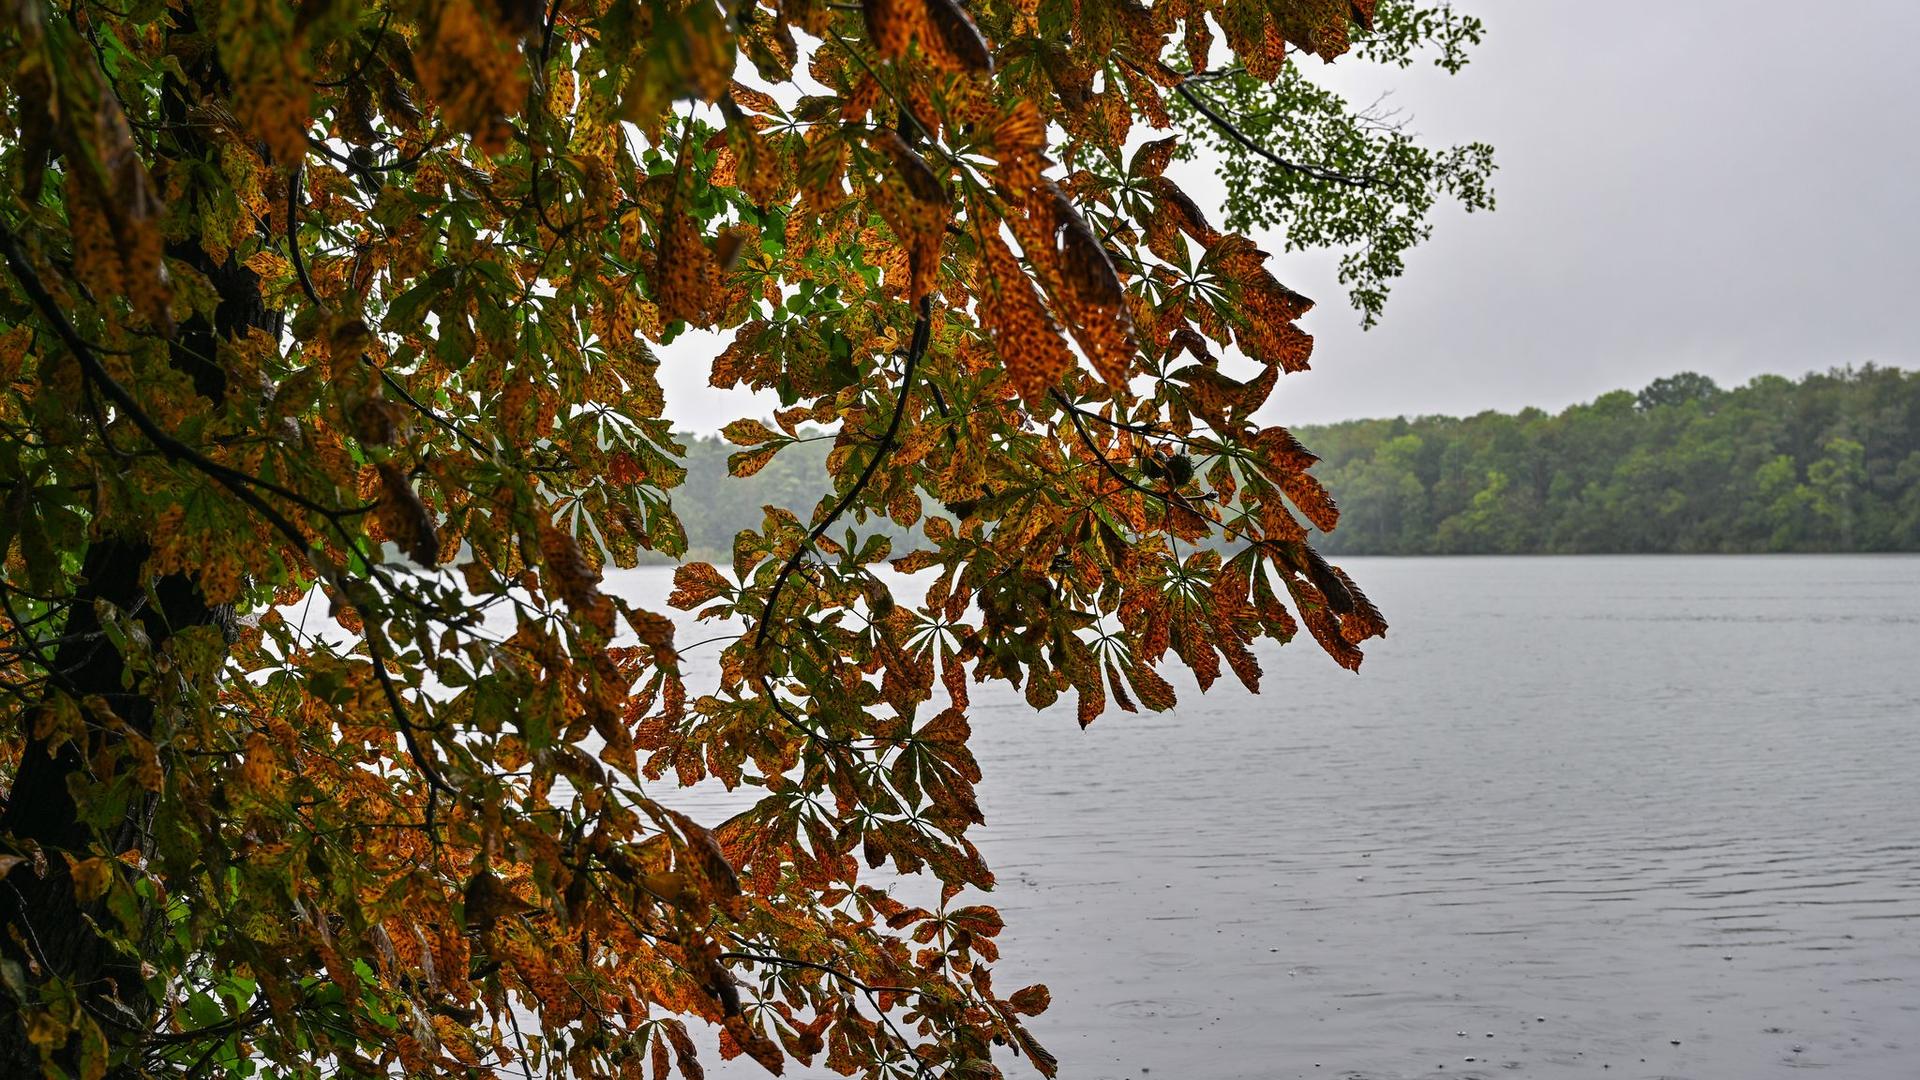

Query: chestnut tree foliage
[0,0,1485,1077]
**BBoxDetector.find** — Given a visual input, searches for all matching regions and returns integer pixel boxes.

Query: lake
[610,555,1920,1080]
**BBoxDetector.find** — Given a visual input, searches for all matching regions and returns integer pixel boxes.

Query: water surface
[621,555,1920,1080]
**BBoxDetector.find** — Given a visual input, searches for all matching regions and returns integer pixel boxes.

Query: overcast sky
[659,0,1920,431]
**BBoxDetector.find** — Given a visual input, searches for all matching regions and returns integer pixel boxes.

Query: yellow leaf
[24,1009,66,1051]
[721,418,783,446]
[128,731,163,793]
[239,732,276,792]
[727,444,782,478]
[69,855,112,903]
[639,870,687,904]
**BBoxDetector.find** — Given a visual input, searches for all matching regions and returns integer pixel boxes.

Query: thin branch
[313,7,393,88]
[1181,66,1245,84]
[377,368,495,458]
[0,630,106,657]
[540,0,566,65]
[304,130,443,177]
[753,297,932,649]
[0,589,85,696]
[1170,79,1373,188]
[1054,389,1173,506]
[1055,394,1205,447]
[751,671,856,749]
[721,949,932,1078]
[719,951,913,997]
[287,164,325,309]
[1055,389,1341,611]
[365,626,456,812]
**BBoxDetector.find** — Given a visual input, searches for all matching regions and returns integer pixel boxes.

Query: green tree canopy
[1300,367,1920,555]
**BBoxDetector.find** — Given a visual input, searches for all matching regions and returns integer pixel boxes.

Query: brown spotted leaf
[375,463,440,567]
[977,232,1075,407]
[670,562,733,609]
[925,0,993,74]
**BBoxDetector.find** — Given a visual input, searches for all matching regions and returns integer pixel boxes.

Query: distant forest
[1301,366,1919,554]
[663,366,1920,560]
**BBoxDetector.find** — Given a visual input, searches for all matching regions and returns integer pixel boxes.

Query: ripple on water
[601,556,1920,1080]
[1103,998,1207,1021]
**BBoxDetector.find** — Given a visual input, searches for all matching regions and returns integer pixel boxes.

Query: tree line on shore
[1300,365,1920,554]
[672,365,1920,559]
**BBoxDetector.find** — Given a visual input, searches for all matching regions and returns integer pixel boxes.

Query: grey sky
[659,1,1920,431]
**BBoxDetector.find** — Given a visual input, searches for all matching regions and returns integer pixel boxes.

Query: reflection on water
[614,556,1920,1080]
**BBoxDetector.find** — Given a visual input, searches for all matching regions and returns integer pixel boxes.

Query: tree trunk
[0,10,281,1072]
[0,543,223,1077]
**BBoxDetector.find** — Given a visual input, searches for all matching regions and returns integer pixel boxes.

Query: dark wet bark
[0,10,282,1073]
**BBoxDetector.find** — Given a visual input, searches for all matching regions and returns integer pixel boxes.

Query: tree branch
[719,951,913,997]
[1170,78,1374,188]
[721,948,932,1078]
[754,296,932,649]
[1054,389,1177,506]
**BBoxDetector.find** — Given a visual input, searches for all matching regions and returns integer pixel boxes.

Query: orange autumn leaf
[977,232,1074,407]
